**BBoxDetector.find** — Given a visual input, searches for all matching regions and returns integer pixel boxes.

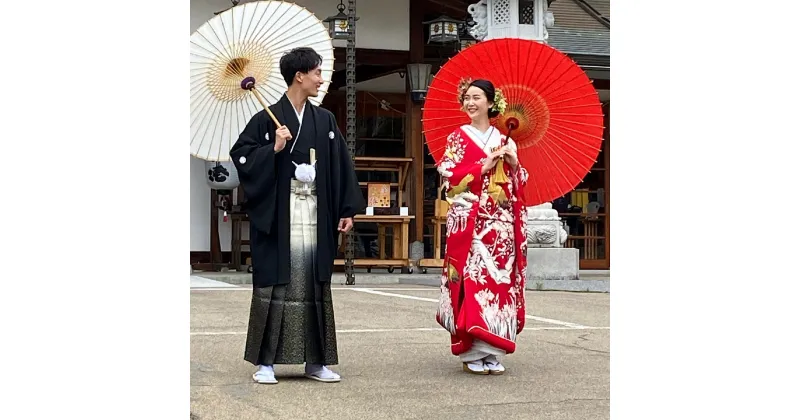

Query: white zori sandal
[252,365,278,384]
[462,359,489,375]
[483,355,505,375]
[304,364,341,383]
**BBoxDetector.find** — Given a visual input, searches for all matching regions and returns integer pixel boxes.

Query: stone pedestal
[525,203,579,285]
[526,247,580,282]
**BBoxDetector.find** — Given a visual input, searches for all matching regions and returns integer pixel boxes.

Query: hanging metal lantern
[407,63,433,104]
[324,0,358,40]
[422,15,462,44]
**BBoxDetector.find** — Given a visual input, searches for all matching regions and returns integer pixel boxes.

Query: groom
[230,47,364,384]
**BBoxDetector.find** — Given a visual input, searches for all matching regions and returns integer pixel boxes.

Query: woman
[436,79,529,375]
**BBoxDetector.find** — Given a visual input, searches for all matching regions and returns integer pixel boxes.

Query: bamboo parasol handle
[504,117,520,139]
[488,117,522,185]
[498,116,522,170]
[240,76,282,128]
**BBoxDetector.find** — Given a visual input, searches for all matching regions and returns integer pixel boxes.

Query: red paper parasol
[422,38,605,206]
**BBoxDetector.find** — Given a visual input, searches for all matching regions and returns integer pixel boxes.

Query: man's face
[297,65,324,97]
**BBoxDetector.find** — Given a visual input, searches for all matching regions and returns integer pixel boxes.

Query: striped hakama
[244,180,338,366]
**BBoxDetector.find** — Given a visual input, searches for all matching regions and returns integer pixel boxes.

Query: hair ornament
[492,88,507,115]
[457,77,473,103]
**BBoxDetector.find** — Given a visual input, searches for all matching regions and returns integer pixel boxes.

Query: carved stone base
[527,203,568,248]
[525,247,580,283]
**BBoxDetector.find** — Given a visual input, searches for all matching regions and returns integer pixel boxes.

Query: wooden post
[603,102,610,269]
[408,0,425,243]
[210,189,222,271]
[344,0,358,285]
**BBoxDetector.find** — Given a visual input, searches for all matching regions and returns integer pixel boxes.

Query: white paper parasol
[190,0,334,162]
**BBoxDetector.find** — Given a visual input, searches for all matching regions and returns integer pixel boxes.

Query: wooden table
[231,213,416,274]
[419,217,447,273]
[335,214,415,273]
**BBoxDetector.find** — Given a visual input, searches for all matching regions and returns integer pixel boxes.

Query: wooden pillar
[407,0,425,242]
[210,189,222,270]
[603,102,610,269]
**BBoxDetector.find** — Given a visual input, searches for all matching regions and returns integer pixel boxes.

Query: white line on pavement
[190,326,609,336]
[524,315,589,329]
[190,286,603,330]
[334,288,436,291]
[350,288,439,303]
[190,287,437,291]
[348,288,595,329]
[189,328,441,336]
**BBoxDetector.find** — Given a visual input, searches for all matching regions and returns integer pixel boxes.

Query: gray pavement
[190,282,609,420]
[193,269,611,292]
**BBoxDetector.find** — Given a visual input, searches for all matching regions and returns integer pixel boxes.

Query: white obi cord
[290,134,316,183]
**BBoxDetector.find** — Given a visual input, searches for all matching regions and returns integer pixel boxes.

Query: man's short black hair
[279,47,323,87]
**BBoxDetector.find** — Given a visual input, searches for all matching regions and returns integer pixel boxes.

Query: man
[230,47,364,385]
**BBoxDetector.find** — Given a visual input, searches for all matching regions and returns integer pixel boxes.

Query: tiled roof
[584,0,610,19]
[548,28,609,56]
[547,0,609,57]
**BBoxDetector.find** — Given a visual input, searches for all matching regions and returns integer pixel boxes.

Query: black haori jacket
[230,94,364,287]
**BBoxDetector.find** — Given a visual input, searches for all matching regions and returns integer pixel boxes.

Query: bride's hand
[504,147,519,170]
[481,149,505,175]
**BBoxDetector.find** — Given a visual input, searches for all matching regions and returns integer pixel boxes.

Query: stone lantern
[466,0,555,42]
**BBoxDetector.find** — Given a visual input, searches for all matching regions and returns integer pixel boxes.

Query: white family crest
[328,131,335,139]
[265,133,269,141]
[239,156,246,164]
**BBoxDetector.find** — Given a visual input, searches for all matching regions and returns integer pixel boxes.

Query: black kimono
[231,94,364,366]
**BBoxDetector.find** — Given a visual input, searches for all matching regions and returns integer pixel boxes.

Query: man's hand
[274,125,292,152]
[338,217,354,233]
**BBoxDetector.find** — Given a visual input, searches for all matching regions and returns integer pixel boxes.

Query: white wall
[344,72,406,93]
[190,156,210,251]
[191,0,409,49]
[190,0,411,252]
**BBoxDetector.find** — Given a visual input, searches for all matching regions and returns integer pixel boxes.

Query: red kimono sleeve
[438,131,483,197]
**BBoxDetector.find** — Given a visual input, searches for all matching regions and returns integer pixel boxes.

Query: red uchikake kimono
[435,126,529,356]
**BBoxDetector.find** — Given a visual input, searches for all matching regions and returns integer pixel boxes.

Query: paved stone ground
[190,280,609,420]
[194,270,611,292]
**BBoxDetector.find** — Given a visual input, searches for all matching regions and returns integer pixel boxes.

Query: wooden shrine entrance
[559,102,610,269]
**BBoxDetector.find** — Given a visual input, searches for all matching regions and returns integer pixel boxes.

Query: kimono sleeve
[437,131,483,197]
[229,111,277,204]
[332,115,366,219]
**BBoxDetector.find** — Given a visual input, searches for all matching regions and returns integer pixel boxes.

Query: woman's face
[462,86,493,120]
